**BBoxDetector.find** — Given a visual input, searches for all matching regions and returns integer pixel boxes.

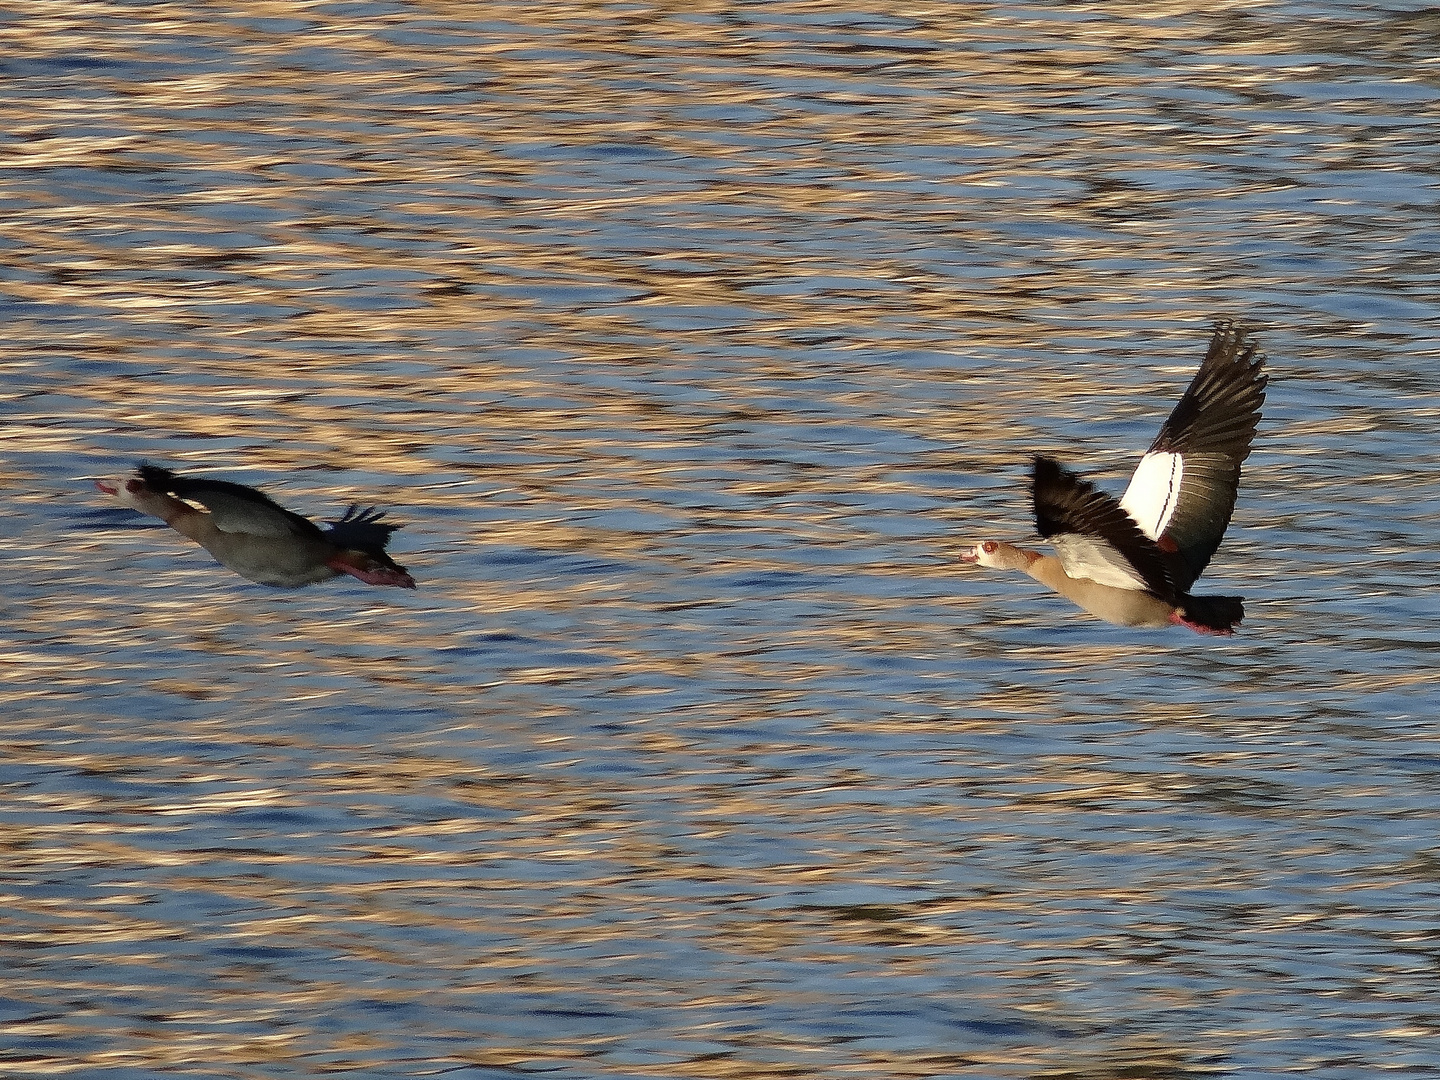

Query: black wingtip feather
[1031,456,1069,539]
[325,504,405,553]
[1148,321,1268,459]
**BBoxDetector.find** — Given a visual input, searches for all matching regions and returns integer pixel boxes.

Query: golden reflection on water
[2,0,1438,1077]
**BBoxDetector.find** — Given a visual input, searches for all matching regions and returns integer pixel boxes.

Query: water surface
[3,3,1439,1077]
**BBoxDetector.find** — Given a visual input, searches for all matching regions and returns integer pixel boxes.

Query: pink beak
[958,546,980,563]
[95,479,118,495]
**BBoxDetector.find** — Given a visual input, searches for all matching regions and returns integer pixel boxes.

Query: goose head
[960,540,1031,572]
[96,473,174,517]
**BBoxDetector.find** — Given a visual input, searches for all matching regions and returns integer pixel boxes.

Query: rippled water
[4,3,1440,1077]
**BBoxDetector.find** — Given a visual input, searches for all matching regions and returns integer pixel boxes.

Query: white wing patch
[1120,452,1182,540]
[1051,535,1151,590]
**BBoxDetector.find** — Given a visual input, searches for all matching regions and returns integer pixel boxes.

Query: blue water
[3,3,1438,1077]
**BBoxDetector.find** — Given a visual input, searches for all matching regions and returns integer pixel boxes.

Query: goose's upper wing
[1033,456,1176,600]
[138,464,323,540]
[325,505,404,556]
[1117,321,1267,591]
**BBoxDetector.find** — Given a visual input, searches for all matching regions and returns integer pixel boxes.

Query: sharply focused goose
[961,320,1267,634]
[97,464,416,589]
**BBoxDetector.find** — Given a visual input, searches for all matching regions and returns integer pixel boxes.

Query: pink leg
[326,556,416,589]
[1167,610,1235,636]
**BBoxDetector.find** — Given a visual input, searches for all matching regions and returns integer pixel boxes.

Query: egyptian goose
[961,320,1267,634]
[97,464,416,589]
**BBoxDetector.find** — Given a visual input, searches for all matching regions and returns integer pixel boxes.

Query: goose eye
[982,541,998,554]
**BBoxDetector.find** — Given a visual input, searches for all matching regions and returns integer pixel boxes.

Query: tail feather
[1176,594,1244,635]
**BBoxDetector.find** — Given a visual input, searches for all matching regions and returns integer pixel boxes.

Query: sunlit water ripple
[3,3,1439,1078]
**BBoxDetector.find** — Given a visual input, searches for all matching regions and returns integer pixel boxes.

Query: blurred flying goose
[97,464,416,589]
[962,320,1266,634]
